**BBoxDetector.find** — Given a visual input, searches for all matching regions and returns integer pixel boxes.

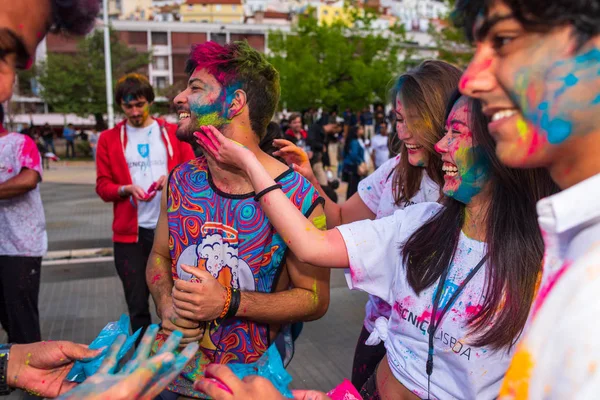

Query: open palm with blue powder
[58,324,198,400]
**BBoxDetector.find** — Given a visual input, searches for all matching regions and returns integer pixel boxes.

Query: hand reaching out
[58,324,199,400]
[7,341,102,398]
[272,139,316,183]
[193,364,332,400]
[194,126,257,174]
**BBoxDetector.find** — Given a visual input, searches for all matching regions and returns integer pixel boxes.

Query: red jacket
[96,118,195,243]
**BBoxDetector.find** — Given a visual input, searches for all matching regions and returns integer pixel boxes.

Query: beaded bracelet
[225,288,241,320]
[219,287,232,319]
[254,184,282,202]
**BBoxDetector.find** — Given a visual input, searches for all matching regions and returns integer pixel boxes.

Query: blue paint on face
[450,147,491,204]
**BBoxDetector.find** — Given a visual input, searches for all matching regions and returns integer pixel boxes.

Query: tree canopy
[267,10,414,112]
[37,28,151,127]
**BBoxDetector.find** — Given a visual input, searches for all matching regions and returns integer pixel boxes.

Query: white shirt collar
[537,172,600,235]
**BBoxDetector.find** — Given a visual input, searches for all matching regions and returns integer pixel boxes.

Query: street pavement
[1,162,368,398]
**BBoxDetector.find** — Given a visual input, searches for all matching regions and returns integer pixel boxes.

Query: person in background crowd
[41,123,55,155]
[307,115,340,187]
[374,104,386,128]
[0,102,45,348]
[284,113,307,148]
[63,123,76,158]
[89,128,100,160]
[95,73,194,340]
[371,121,390,169]
[342,125,366,198]
[360,107,374,141]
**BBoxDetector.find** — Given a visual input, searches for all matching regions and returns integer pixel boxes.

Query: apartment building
[180,0,245,23]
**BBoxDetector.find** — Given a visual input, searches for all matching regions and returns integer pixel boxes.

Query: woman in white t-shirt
[194,93,558,399]
[272,60,461,391]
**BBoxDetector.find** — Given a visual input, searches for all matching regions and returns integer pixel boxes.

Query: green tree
[37,28,151,128]
[428,0,473,68]
[268,9,413,112]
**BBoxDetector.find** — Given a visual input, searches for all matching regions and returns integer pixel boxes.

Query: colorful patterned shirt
[0,133,47,257]
[159,157,323,398]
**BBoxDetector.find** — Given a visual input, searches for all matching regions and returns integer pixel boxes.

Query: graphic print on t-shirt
[138,143,149,159]
[125,121,167,228]
[175,221,255,353]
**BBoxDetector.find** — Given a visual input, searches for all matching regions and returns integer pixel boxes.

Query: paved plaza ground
[1,161,367,398]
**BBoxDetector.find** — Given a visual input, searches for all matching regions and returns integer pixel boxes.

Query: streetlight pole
[103,0,115,128]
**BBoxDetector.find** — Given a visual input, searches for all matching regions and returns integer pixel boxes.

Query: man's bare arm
[146,188,174,317]
[147,187,203,343]
[235,205,331,324]
[0,168,40,199]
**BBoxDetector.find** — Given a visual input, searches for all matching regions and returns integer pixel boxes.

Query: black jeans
[346,171,361,199]
[0,256,42,343]
[113,227,154,339]
[65,140,76,158]
[352,325,387,391]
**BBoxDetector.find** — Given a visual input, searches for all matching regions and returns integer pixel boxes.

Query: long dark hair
[343,125,361,156]
[390,60,463,205]
[402,92,559,349]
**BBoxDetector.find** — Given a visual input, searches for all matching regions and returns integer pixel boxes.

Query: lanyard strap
[426,253,489,400]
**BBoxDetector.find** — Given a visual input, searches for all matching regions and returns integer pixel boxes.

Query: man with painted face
[96,73,194,340]
[455,0,600,397]
[146,40,330,399]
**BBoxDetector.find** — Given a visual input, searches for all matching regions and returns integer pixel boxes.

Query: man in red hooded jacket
[96,73,194,337]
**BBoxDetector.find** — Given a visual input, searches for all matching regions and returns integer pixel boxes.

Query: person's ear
[227,90,247,119]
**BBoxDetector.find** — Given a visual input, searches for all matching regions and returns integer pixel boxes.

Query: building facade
[180,0,244,23]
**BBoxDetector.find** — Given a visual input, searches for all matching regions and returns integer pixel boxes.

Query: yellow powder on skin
[312,214,327,231]
[498,346,535,400]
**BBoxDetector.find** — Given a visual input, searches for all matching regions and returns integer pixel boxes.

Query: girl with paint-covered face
[192,91,558,400]
[269,60,461,391]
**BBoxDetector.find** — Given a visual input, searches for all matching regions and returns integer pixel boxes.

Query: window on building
[152,56,168,70]
[212,33,227,45]
[323,9,328,15]
[154,76,167,89]
[215,4,222,11]
[232,5,237,11]
[128,31,147,45]
[151,32,168,45]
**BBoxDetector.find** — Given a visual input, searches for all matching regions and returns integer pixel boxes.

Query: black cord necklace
[426,254,489,400]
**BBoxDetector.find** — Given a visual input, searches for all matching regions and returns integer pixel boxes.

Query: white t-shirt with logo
[338,203,510,399]
[125,121,168,229]
[357,155,440,333]
[370,134,390,169]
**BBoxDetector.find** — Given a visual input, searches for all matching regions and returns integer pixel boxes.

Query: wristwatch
[0,344,13,395]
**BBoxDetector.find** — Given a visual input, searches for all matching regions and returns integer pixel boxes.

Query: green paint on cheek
[196,112,230,127]
[312,214,327,230]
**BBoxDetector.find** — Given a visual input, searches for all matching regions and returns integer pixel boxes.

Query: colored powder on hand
[66,314,142,383]
[327,379,362,400]
[228,344,294,398]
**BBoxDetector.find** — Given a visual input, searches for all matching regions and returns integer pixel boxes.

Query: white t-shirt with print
[0,133,47,257]
[357,155,440,333]
[370,134,390,169]
[338,203,510,399]
[125,121,168,229]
